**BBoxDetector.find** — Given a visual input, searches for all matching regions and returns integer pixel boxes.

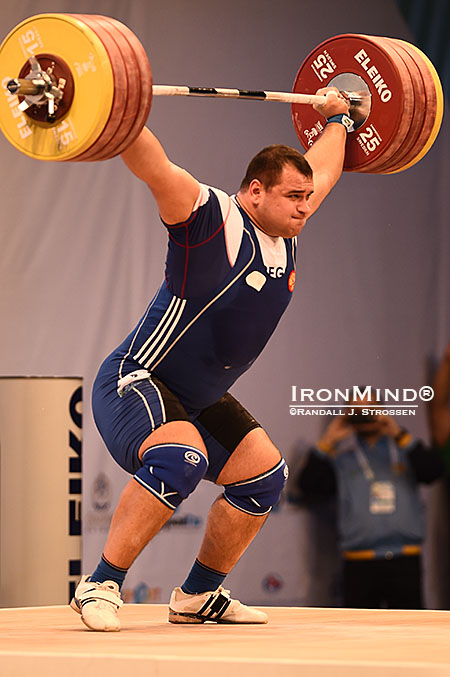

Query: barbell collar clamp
[7,78,46,96]
[6,76,64,122]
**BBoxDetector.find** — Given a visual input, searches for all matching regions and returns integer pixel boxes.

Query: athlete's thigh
[93,364,203,474]
[138,419,207,461]
[194,393,281,485]
[217,427,282,484]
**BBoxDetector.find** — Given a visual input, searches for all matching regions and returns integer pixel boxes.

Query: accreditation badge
[369,481,396,514]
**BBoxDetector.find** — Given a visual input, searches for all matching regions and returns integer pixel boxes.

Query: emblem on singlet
[288,270,296,293]
[245,270,267,292]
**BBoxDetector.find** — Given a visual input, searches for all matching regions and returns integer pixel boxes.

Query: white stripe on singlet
[291,236,297,266]
[148,226,256,371]
[209,187,243,267]
[118,290,159,380]
[134,296,187,364]
[148,374,167,425]
[133,187,250,372]
[140,298,187,369]
[130,385,156,429]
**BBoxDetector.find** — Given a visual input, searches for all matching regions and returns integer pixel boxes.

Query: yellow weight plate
[387,41,444,174]
[0,13,114,160]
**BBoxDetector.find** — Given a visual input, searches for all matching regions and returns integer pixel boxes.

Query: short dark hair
[239,144,313,191]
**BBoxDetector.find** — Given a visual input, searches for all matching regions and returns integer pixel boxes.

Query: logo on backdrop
[288,384,434,416]
[262,573,284,593]
[92,471,112,511]
[161,512,203,530]
[85,471,114,532]
[121,582,162,604]
[68,385,82,538]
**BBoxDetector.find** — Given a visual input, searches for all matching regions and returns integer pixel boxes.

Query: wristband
[326,113,354,132]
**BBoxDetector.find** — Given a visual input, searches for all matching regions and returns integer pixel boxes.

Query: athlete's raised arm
[121,126,200,225]
[304,87,350,216]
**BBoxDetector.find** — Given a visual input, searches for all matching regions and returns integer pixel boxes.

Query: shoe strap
[79,586,124,609]
[197,589,232,620]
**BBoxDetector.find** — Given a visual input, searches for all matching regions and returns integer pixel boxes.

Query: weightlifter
[71,86,351,630]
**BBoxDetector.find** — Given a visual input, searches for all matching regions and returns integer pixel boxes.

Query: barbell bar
[7,78,350,107]
[0,13,443,171]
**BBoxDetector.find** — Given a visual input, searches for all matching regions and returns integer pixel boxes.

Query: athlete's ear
[248,178,263,204]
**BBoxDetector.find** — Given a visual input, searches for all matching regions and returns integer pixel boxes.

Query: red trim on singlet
[167,222,221,248]
[167,196,232,247]
[164,208,199,229]
[163,186,205,230]
[166,190,233,299]
[180,225,190,298]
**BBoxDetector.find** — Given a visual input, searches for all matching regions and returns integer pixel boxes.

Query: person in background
[297,391,444,609]
[428,342,450,471]
[427,342,450,608]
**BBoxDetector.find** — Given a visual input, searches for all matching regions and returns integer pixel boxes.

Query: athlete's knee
[134,443,208,510]
[223,458,289,516]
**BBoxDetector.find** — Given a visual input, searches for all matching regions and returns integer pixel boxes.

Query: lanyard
[354,438,400,482]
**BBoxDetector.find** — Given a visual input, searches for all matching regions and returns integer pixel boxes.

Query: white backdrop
[0,0,449,607]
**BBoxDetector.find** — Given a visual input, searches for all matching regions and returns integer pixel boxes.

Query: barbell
[0,13,444,173]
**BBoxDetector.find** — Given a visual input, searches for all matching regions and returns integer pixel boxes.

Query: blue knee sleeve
[134,443,208,510]
[223,458,288,516]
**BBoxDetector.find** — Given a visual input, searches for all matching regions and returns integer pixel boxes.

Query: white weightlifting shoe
[70,575,123,631]
[168,586,268,624]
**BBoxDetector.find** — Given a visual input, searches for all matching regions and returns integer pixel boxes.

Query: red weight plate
[369,37,426,173]
[92,16,152,160]
[385,39,439,172]
[66,14,129,161]
[82,14,142,161]
[353,34,415,173]
[292,34,413,172]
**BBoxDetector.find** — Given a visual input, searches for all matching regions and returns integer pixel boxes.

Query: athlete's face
[251,165,314,238]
